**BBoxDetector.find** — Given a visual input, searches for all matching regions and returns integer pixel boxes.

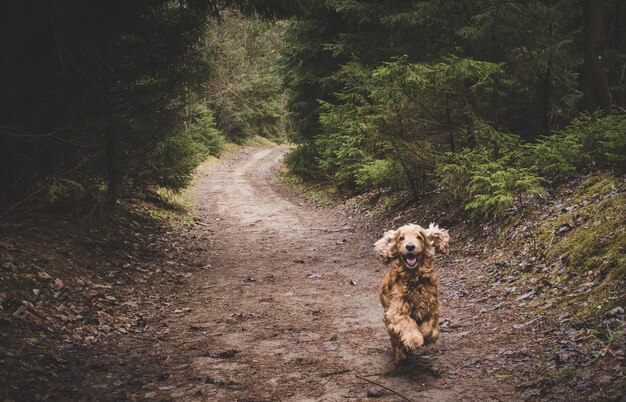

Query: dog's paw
[401,331,424,350]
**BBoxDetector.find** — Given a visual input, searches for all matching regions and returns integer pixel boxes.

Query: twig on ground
[311,226,356,233]
[355,374,414,402]
[322,368,350,387]
[359,368,400,377]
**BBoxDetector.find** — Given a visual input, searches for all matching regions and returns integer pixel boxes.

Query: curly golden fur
[374,223,450,362]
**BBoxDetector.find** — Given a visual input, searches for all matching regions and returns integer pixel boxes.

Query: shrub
[568,113,626,172]
[46,178,85,204]
[284,144,320,181]
[435,147,492,203]
[437,112,624,218]
[465,165,545,217]
[523,132,584,182]
[354,158,407,192]
[189,104,225,158]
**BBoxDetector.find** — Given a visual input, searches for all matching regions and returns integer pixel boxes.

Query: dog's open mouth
[403,254,418,269]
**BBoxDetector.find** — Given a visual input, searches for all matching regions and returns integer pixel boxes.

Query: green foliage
[47,178,85,204]
[189,104,225,158]
[355,159,406,192]
[150,132,202,192]
[522,113,626,182]
[436,113,625,218]
[564,113,626,172]
[283,145,320,181]
[435,147,492,202]
[436,139,546,218]
[316,97,367,188]
[465,165,545,217]
[207,14,287,144]
[282,0,625,208]
[0,2,290,211]
[523,132,584,182]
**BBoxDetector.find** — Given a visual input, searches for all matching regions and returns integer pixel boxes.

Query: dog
[374,223,450,362]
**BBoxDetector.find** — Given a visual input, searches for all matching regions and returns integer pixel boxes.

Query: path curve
[165,146,515,401]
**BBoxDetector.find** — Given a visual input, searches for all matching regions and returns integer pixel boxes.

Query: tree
[582,0,612,112]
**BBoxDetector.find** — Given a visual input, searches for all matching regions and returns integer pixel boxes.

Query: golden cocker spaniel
[374,223,450,362]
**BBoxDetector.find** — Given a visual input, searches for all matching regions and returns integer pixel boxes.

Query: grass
[277,163,342,207]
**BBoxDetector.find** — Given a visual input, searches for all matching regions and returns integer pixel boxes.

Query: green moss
[578,173,620,199]
[526,173,625,325]
[551,199,624,274]
[538,174,624,276]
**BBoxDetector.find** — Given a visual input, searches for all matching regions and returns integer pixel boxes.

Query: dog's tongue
[406,256,417,266]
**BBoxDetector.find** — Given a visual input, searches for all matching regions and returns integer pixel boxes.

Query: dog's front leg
[418,316,439,345]
[384,298,423,351]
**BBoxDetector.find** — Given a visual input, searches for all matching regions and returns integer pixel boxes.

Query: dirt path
[3,145,622,401]
[139,146,518,401]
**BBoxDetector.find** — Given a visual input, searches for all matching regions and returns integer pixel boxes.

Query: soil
[1,146,623,401]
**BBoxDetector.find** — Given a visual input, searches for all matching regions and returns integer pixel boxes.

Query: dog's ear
[426,223,450,254]
[374,229,398,262]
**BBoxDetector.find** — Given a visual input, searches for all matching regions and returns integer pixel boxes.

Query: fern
[466,166,545,218]
[47,178,85,204]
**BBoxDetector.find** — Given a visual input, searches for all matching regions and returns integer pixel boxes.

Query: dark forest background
[1,0,625,219]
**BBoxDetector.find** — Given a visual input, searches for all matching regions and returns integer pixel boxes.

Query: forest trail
[150,146,519,401]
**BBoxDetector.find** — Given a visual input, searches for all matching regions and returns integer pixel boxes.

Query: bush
[523,132,584,182]
[189,104,225,158]
[465,165,545,217]
[567,113,626,172]
[354,158,406,192]
[436,147,492,203]
[284,144,320,181]
[436,112,625,218]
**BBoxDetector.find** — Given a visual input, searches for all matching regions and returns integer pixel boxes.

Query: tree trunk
[541,21,553,136]
[446,93,456,152]
[582,0,612,112]
[102,28,118,205]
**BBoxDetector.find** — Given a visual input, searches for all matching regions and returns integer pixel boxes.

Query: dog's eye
[399,236,404,241]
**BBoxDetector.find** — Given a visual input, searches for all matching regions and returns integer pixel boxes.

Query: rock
[605,306,624,318]
[12,305,27,317]
[554,350,576,366]
[37,271,53,280]
[557,224,571,235]
[558,313,571,323]
[603,318,621,328]
[518,261,533,272]
[480,302,505,313]
[516,291,535,302]
[367,388,385,398]
[2,261,17,270]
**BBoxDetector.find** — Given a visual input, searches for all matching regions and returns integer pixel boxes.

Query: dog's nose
[406,244,416,252]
